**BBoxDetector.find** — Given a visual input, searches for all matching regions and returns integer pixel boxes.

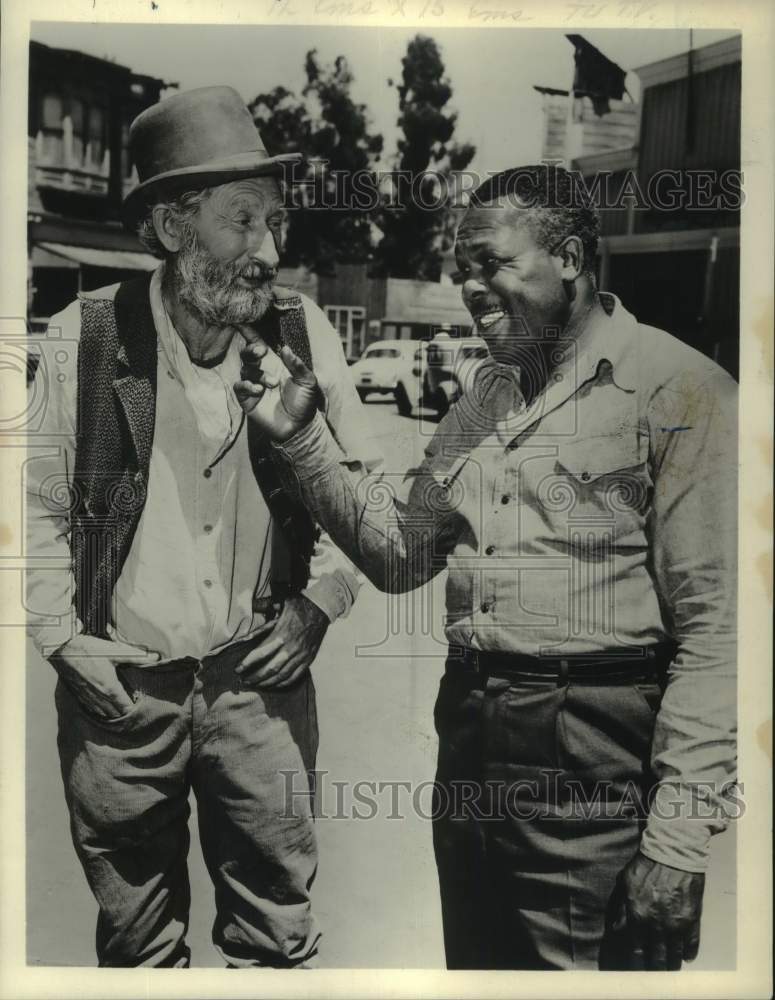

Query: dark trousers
[56,638,319,968]
[431,664,662,970]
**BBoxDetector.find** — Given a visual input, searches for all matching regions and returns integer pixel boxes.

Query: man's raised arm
[235,340,461,593]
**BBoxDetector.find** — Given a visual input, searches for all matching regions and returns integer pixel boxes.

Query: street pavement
[25,397,736,968]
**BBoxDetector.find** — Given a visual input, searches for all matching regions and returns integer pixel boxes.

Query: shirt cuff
[27,611,85,661]
[272,412,344,485]
[640,781,732,873]
[301,575,353,624]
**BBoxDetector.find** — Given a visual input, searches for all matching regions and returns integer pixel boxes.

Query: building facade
[28,41,169,329]
[572,35,741,378]
[28,41,473,361]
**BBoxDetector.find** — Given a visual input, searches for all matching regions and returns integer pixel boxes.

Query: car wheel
[394,382,413,417]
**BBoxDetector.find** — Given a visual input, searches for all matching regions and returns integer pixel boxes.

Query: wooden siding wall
[317,264,387,326]
[541,94,571,163]
[598,170,633,237]
[540,93,638,163]
[636,60,741,232]
[574,99,639,158]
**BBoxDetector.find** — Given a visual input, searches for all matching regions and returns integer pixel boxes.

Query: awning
[36,242,159,272]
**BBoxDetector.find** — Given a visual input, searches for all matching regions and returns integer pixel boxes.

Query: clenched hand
[614,852,705,970]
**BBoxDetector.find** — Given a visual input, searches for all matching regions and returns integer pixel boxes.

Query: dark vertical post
[107,82,125,216]
[700,233,719,358]
[686,28,695,154]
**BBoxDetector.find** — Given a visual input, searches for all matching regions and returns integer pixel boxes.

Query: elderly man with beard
[25,86,379,968]
[236,164,737,971]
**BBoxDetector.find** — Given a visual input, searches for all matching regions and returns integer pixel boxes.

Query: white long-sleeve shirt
[25,266,382,661]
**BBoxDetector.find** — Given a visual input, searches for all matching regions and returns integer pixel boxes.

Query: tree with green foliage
[373,35,476,281]
[250,51,383,274]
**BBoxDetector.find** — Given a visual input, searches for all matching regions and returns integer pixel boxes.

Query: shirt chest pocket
[539,434,652,529]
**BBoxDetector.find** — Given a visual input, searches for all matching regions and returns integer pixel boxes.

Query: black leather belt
[451,643,676,687]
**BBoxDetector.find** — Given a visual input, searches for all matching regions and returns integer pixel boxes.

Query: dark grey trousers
[432,665,662,969]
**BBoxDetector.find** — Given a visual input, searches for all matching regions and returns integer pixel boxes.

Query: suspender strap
[247,291,321,595]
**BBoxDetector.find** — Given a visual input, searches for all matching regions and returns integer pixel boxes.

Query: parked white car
[394,333,489,418]
[423,333,490,417]
[393,342,428,417]
[350,339,423,401]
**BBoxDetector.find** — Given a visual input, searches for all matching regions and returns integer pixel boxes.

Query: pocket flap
[556,435,646,484]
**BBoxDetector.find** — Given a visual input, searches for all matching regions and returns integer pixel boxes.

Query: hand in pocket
[51,634,160,720]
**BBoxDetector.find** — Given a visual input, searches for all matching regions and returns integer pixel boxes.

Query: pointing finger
[234,379,266,398]
[236,326,270,348]
[234,380,266,413]
[239,369,280,390]
[239,345,278,388]
[279,344,316,386]
[240,341,269,364]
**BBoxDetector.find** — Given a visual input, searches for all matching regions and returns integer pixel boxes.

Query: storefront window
[324,306,366,360]
[69,98,85,165]
[40,93,64,162]
[88,105,106,167]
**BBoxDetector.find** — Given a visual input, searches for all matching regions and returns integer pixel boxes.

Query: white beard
[172,226,275,326]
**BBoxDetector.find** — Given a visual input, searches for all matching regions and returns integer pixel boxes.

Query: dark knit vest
[71,273,318,637]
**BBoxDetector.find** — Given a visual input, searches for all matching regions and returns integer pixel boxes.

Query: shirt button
[203,579,213,588]
[485,545,495,555]
[500,495,510,505]
[203,524,213,534]
[580,471,591,482]
[480,602,490,614]
[203,468,212,479]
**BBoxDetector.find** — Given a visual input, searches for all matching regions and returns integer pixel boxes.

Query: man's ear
[151,205,185,254]
[557,235,584,282]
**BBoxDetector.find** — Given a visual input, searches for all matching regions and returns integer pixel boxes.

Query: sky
[30,22,737,174]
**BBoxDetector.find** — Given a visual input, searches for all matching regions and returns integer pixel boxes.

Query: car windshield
[364,348,401,359]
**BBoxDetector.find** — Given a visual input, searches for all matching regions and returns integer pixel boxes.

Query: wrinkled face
[454,202,570,361]
[171,176,286,326]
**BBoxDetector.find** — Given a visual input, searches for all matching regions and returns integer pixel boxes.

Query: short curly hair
[469,164,600,276]
[136,189,211,259]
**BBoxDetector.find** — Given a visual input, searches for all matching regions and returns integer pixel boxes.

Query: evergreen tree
[374,35,476,281]
[250,51,383,274]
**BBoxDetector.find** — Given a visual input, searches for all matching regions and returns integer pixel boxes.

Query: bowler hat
[122,85,302,229]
